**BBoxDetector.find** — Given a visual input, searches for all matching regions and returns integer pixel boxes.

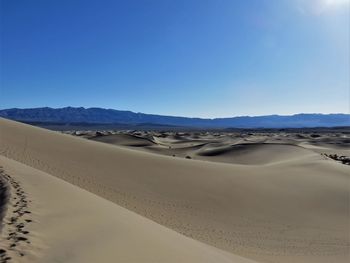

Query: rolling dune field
[0,118,349,263]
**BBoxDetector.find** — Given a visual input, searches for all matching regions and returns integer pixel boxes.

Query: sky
[1,0,349,118]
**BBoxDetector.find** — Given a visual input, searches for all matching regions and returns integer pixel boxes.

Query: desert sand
[0,118,349,263]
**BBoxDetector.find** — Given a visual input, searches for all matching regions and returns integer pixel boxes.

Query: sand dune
[92,133,156,147]
[0,118,349,263]
[194,143,312,165]
[0,156,256,263]
[89,131,349,165]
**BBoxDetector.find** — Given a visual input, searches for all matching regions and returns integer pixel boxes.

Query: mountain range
[0,107,349,128]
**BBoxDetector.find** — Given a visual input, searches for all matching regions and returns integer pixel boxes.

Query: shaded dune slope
[92,133,156,147]
[195,143,313,165]
[0,118,349,263]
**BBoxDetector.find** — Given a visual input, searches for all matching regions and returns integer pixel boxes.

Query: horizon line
[0,106,349,120]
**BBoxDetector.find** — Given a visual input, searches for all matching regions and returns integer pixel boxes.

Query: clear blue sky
[1,0,349,117]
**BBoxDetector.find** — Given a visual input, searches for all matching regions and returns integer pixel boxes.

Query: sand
[0,118,349,263]
[0,156,255,263]
[89,130,350,164]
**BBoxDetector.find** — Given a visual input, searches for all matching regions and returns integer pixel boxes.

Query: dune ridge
[0,118,349,263]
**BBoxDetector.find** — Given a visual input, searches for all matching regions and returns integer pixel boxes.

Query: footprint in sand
[0,168,33,260]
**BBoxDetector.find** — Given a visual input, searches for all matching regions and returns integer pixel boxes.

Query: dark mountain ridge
[0,107,349,128]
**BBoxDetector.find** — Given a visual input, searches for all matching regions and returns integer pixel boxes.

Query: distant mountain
[0,107,349,128]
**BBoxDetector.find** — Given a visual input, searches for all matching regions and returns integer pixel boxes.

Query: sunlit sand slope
[0,156,255,263]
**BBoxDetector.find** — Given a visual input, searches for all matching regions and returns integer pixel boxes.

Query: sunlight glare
[323,0,349,7]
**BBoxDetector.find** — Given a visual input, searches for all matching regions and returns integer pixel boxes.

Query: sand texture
[0,118,349,263]
[0,156,255,263]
